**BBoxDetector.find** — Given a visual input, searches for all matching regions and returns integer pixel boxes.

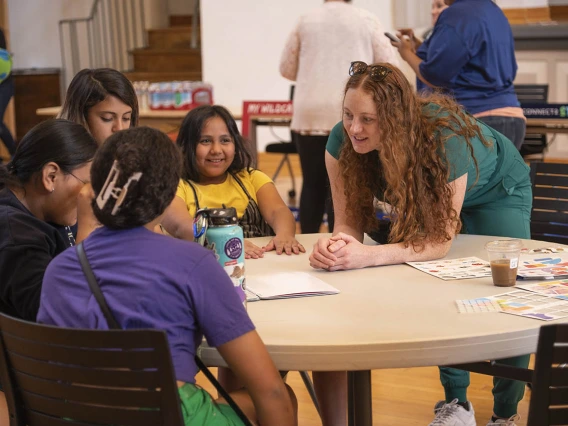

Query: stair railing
[58,0,147,92]
[191,0,200,49]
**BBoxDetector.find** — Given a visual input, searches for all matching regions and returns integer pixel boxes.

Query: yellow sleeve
[247,169,273,194]
[175,179,197,218]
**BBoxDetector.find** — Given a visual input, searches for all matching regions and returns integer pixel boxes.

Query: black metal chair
[515,84,549,105]
[265,85,296,199]
[0,313,184,426]
[528,324,568,425]
[530,161,568,245]
[265,141,297,199]
[514,84,549,158]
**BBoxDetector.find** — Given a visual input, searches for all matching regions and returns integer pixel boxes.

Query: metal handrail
[58,0,147,93]
[191,1,200,50]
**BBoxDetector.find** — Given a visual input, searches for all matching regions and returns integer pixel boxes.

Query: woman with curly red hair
[309,62,531,426]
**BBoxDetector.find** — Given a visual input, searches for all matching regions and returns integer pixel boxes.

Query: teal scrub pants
[440,182,532,418]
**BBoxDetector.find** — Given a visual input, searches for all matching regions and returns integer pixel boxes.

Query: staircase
[125,15,202,83]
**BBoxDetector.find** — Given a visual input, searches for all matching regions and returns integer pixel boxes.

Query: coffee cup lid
[485,239,523,253]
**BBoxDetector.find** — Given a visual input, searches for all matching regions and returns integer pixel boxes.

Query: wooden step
[123,70,203,82]
[169,15,197,27]
[131,48,201,73]
[147,26,200,50]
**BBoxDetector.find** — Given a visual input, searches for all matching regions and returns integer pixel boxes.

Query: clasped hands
[309,232,371,271]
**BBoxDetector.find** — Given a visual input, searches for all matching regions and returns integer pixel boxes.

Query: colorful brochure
[457,288,568,321]
[406,257,491,280]
[516,254,568,280]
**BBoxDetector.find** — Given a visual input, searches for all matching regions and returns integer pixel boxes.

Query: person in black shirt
[0,119,97,321]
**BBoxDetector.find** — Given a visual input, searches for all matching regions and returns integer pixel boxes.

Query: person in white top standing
[280,3,397,425]
[280,0,398,237]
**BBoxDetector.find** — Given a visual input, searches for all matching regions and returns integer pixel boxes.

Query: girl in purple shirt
[38,126,297,426]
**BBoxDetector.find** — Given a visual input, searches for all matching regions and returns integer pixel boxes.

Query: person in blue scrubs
[394,0,527,151]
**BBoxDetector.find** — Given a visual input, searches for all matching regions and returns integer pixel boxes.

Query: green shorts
[179,383,246,426]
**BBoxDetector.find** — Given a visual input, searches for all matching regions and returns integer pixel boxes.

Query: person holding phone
[392,0,526,151]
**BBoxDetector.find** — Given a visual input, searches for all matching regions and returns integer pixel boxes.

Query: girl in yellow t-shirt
[161,105,304,259]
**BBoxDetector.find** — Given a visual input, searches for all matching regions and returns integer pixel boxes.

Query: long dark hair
[176,105,254,182]
[91,127,182,229]
[0,119,98,190]
[58,68,139,129]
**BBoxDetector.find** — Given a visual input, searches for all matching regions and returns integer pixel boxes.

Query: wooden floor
[196,152,532,425]
[196,368,531,425]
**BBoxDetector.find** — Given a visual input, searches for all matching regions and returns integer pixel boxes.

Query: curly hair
[91,127,181,229]
[339,63,490,251]
[176,105,254,182]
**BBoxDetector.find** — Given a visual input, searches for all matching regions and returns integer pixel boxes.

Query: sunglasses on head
[349,61,391,82]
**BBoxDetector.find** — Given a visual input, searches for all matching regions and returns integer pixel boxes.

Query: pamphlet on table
[406,257,491,280]
[245,272,340,302]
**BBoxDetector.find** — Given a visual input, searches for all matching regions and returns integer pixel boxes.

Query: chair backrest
[528,324,568,425]
[514,84,549,104]
[0,313,184,426]
[530,162,568,245]
[520,133,547,158]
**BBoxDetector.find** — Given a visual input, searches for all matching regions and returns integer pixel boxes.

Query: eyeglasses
[349,61,392,82]
[68,171,88,185]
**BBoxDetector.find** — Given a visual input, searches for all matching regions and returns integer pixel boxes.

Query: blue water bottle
[202,207,246,308]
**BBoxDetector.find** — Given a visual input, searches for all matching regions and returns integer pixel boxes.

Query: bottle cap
[207,207,238,226]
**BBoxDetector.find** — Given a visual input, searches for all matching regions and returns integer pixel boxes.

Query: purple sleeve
[187,252,255,347]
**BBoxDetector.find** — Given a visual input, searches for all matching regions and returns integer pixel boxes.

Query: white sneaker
[428,399,477,426]
[486,414,520,426]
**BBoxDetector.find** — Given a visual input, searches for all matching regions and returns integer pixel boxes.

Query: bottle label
[225,237,243,259]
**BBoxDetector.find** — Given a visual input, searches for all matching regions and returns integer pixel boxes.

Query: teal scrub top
[326,104,531,211]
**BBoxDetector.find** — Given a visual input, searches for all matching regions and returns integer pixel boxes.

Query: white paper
[406,257,491,280]
[246,272,340,300]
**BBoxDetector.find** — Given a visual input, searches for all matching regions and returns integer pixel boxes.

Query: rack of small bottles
[133,81,214,111]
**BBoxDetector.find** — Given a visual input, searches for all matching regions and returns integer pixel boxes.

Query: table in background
[526,117,568,135]
[35,106,243,135]
[36,105,282,164]
[200,233,567,426]
[37,106,567,158]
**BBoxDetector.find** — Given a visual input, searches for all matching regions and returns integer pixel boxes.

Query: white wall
[201,0,395,150]
[7,0,167,72]
[8,0,92,69]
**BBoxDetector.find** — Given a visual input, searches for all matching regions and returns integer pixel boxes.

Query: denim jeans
[477,115,526,151]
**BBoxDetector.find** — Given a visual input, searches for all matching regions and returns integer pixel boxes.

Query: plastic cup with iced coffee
[485,239,523,287]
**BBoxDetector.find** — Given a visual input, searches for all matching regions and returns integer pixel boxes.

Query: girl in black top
[0,119,97,321]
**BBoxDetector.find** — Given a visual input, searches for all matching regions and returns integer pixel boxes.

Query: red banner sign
[241,101,293,138]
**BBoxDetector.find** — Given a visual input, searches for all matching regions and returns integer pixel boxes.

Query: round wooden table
[201,233,567,425]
